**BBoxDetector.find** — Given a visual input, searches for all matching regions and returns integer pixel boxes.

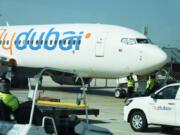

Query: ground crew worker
[146,75,159,95]
[127,73,135,98]
[0,80,19,120]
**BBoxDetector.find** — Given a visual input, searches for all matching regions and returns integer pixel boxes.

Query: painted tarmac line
[87,100,125,103]
[102,104,125,106]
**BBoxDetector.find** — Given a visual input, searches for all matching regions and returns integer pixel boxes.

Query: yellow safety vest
[127,78,134,87]
[146,79,156,90]
[0,92,19,111]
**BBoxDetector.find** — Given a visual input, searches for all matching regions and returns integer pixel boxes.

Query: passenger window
[59,40,61,45]
[27,40,29,45]
[73,40,76,45]
[50,40,53,45]
[41,40,43,45]
[3,40,6,45]
[19,40,21,45]
[7,40,9,45]
[36,40,38,45]
[54,40,57,44]
[64,40,66,45]
[14,40,17,44]
[31,40,34,45]
[0,40,2,45]
[156,86,179,99]
[68,40,71,45]
[78,40,81,45]
[45,40,48,45]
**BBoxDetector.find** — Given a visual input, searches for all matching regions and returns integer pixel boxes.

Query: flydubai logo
[152,106,172,111]
[0,27,91,55]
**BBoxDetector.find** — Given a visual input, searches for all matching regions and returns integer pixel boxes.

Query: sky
[0,0,179,49]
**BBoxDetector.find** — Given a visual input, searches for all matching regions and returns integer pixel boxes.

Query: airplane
[0,23,167,96]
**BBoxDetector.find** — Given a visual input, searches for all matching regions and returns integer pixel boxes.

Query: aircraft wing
[0,55,92,87]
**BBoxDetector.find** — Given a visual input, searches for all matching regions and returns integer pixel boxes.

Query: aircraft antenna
[143,26,148,36]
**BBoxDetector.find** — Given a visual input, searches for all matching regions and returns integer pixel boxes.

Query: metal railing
[28,67,89,131]
[42,116,58,135]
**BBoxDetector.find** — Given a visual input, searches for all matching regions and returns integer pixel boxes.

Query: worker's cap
[0,82,10,94]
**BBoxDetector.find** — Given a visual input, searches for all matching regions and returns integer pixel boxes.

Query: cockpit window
[136,38,152,44]
[121,38,136,45]
[121,38,128,44]
[121,38,153,45]
[128,39,136,45]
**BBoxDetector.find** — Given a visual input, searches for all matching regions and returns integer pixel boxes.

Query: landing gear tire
[130,111,147,132]
[114,89,126,98]
[115,89,120,98]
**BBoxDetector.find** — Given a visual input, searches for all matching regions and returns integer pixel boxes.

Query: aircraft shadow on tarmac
[143,127,180,135]
[80,118,110,124]
[25,86,116,97]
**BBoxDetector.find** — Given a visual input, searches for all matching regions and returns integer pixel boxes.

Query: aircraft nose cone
[159,49,168,64]
[151,46,168,68]
[136,45,168,75]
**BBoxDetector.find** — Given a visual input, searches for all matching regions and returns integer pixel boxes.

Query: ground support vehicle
[37,103,99,118]
[124,83,180,132]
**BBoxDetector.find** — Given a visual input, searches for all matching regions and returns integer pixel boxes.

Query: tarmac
[10,77,180,135]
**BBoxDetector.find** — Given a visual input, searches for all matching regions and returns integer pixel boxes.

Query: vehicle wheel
[121,89,126,98]
[130,111,147,132]
[114,89,121,98]
[161,125,174,133]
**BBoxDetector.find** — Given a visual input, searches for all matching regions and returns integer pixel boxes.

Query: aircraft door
[95,33,108,57]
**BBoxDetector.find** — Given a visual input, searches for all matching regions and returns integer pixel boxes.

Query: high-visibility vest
[146,79,150,89]
[127,78,134,87]
[146,79,156,90]
[0,92,19,111]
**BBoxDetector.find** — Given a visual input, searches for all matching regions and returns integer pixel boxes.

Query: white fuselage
[0,24,167,78]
